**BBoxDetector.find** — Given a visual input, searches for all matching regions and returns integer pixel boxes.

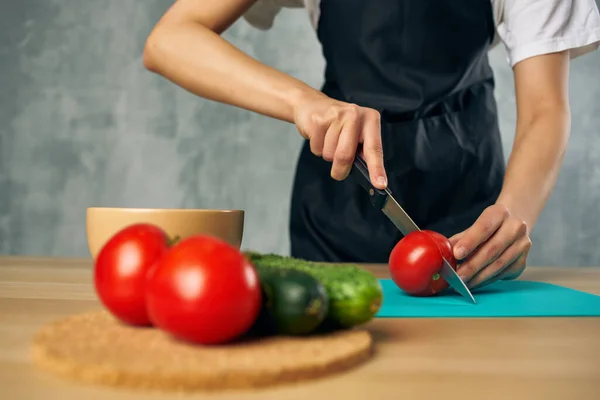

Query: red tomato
[94,223,170,326]
[146,235,262,345]
[425,230,456,263]
[388,230,458,296]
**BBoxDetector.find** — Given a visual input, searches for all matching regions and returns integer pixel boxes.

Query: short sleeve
[243,0,305,30]
[494,0,600,67]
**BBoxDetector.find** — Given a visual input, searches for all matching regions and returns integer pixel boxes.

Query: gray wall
[1,1,599,266]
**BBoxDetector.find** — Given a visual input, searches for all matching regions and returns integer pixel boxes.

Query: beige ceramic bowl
[86,207,244,260]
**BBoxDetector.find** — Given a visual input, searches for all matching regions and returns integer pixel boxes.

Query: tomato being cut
[146,235,262,345]
[388,230,458,296]
[94,223,171,326]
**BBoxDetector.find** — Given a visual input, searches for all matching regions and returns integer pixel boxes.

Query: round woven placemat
[31,310,373,392]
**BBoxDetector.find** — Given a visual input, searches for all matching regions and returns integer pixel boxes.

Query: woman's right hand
[144,0,386,188]
[293,93,388,190]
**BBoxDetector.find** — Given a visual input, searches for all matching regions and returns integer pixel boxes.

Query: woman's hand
[449,204,532,289]
[293,93,388,189]
[449,51,570,290]
[144,0,387,189]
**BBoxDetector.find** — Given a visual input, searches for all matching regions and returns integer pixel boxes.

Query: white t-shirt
[243,0,600,67]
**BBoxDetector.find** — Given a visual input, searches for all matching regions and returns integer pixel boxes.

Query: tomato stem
[167,235,181,247]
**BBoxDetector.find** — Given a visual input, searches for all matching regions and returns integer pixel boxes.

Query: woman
[143,0,600,289]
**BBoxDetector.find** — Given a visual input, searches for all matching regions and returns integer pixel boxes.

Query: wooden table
[1,257,599,400]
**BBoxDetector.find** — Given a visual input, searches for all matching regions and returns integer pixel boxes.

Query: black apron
[289,0,506,263]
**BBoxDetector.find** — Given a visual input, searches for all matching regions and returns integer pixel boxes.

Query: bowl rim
[86,207,244,213]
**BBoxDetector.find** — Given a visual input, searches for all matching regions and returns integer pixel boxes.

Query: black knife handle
[349,157,389,210]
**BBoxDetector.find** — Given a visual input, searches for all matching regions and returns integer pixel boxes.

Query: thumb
[448,231,466,262]
[448,230,465,247]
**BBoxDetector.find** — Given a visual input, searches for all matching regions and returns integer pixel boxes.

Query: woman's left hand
[448,204,532,289]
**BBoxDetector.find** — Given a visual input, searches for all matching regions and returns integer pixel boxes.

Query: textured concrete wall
[1,1,599,266]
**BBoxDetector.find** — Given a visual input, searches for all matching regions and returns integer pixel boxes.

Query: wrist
[495,193,536,234]
[285,86,328,118]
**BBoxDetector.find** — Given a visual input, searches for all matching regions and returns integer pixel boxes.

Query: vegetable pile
[93,223,384,345]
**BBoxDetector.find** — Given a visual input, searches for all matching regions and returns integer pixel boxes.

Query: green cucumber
[252,267,329,336]
[245,252,383,328]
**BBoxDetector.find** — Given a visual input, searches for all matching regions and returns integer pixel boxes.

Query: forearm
[143,22,323,123]
[496,108,571,231]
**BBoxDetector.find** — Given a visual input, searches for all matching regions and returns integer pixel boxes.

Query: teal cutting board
[376,279,600,318]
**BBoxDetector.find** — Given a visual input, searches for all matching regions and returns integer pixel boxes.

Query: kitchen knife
[349,156,476,304]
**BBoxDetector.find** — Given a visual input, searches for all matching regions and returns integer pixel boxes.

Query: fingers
[452,205,510,261]
[361,109,387,189]
[465,235,530,289]
[497,249,528,281]
[448,230,465,248]
[308,123,327,157]
[302,100,386,187]
[331,118,360,181]
[456,213,528,283]
[321,120,342,162]
[468,248,531,289]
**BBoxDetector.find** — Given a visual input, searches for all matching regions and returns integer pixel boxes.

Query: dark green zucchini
[244,251,383,328]
[252,267,329,336]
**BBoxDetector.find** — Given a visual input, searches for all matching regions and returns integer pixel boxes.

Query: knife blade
[349,156,476,304]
